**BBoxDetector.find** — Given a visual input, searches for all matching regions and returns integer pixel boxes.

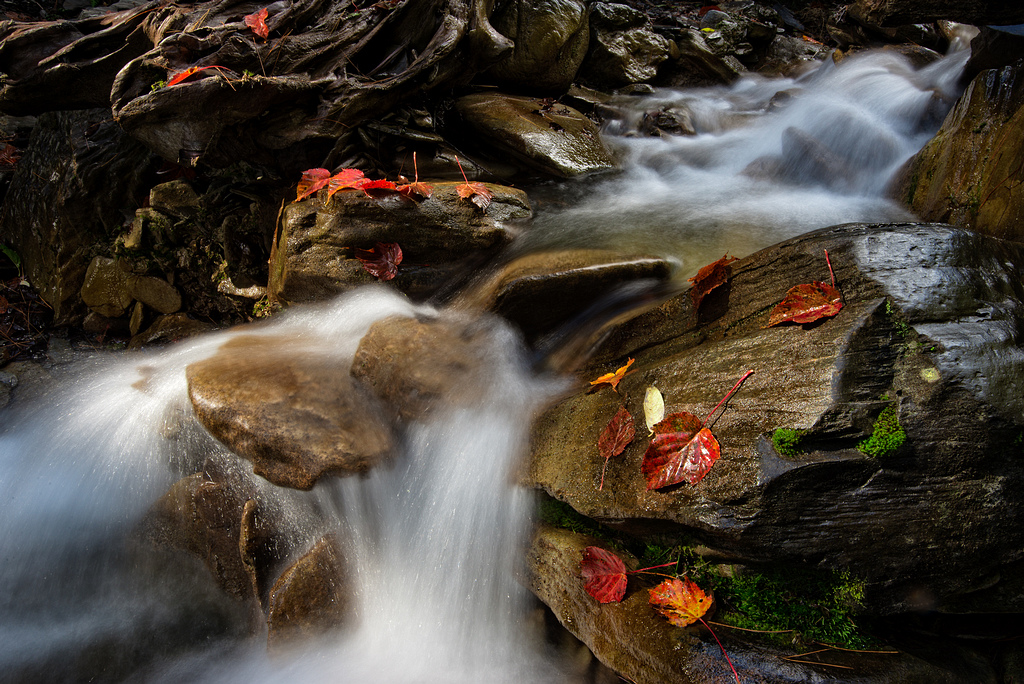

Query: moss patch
[771,428,806,458]
[857,405,905,458]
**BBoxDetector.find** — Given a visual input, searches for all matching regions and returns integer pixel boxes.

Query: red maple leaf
[244,7,269,39]
[689,254,736,312]
[326,168,367,198]
[597,405,635,490]
[766,249,843,327]
[642,412,720,489]
[295,168,331,202]
[641,370,753,489]
[580,546,628,603]
[765,281,843,327]
[0,143,21,168]
[360,179,399,198]
[354,242,402,281]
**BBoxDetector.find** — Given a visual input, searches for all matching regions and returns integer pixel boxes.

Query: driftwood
[0,0,511,170]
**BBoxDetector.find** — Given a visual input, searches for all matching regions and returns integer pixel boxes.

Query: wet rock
[487,0,589,92]
[893,61,1024,242]
[654,28,744,87]
[965,27,1024,80]
[453,93,615,178]
[638,107,696,137]
[460,249,674,341]
[80,257,134,318]
[128,312,217,349]
[0,110,158,324]
[848,0,1024,27]
[187,334,395,490]
[527,223,1024,615]
[267,535,350,649]
[579,3,670,88]
[269,182,530,304]
[530,524,994,684]
[351,314,495,421]
[697,8,777,67]
[149,179,202,219]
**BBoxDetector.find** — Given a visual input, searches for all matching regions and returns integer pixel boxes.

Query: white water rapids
[0,42,971,683]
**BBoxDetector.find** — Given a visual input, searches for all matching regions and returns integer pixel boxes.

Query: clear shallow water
[0,42,972,684]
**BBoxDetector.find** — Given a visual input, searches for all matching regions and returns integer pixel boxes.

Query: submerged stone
[267,535,350,650]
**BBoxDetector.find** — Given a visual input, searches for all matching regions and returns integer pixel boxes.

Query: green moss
[857,405,905,458]
[771,428,806,458]
[538,498,609,540]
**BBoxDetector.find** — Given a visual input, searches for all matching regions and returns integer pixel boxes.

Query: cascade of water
[0,289,566,682]
[519,44,970,269]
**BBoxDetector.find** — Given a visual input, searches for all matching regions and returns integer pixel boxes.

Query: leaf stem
[599,458,608,491]
[626,561,677,575]
[824,249,836,289]
[700,617,741,684]
[455,155,470,184]
[702,370,755,428]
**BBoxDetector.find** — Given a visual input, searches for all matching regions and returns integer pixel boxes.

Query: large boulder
[0,109,158,323]
[893,61,1024,242]
[527,223,1024,615]
[186,334,396,490]
[486,0,590,92]
[579,3,670,88]
[452,93,616,178]
[269,182,530,304]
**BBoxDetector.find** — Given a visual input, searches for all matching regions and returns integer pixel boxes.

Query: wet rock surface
[894,60,1024,242]
[267,535,350,649]
[486,0,590,92]
[270,182,530,304]
[187,334,396,490]
[580,3,670,88]
[528,223,1024,616]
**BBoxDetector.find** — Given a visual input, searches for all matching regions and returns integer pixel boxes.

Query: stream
[0,40,972,683]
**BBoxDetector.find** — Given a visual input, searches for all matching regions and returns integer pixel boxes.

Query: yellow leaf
[589,358,635,393]
[643,386,665,435]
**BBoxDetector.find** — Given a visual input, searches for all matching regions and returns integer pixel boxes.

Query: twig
[811,642,899,654]
[782,659,854,670]
[706,621,793,634]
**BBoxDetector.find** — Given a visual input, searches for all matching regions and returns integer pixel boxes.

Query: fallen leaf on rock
[642,412,720,489]
[167,65,226,86]
[689,254,736,312]
[454,155,492,210]
[643,386,665,435]
[295,168,331,202]
[397,151,433,200]
[641,370,753,489]
[326,168,366,198]
[649,577,713,628]
[581,546,628,603]
[244,7,269,39]
[597,406,635,490]
[589,358,634,393]
[354,242,403,281]
[360,179,399,198]
[765,281,843,327]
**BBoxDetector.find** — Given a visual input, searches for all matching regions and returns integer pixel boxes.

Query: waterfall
[0,41,973,684]
[0,289,567,682]
[520,45,970,269]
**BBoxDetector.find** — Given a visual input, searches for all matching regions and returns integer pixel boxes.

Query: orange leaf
[354,242,402,281]
[689,254,736,312]
[167,65,224,86]
[580,546,628,603]
[397,180,433,200]
[642,412,720,488]
[648,577,713,628]
[765,281,843,327]
[597,406,635,490]
[456,181,493,210]
[589,358,634,393]
[326,168,366,198]
[0,143,21,168]
[295,168,331,202]
[244,7,269,39]
[360,179,399,198]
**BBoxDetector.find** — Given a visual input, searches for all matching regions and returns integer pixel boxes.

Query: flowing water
[0,41,972,683]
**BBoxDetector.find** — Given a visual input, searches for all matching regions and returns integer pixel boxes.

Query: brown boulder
[267,535,350,649]
[187,334,395,490]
